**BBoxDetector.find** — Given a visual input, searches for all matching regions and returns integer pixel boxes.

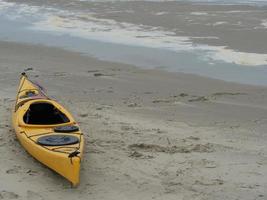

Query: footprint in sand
[93,73,113,77]
[24,67,33,72]
[53,72,67,77]
[6,166,22,174]
[128,143,214,154]
[0,124,9,129]
[0,191,19,199]
[127,102,140,107]
[121,125,135,131]
[79,113,88,118]
[194,178,224,186]
[129,151,154,159]
[188,96,209,102]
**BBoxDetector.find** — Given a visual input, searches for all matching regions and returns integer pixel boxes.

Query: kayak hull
[12,74,84,186]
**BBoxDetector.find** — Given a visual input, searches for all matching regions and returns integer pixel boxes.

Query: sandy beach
[0,40,266,199]
[0,0,267,199]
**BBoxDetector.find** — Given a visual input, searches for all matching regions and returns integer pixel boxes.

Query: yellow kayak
[12,73,84,186]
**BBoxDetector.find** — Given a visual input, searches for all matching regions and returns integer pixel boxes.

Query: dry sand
[0,41,266,199]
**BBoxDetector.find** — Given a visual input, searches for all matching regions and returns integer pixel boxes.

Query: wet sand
[0,41,266,200]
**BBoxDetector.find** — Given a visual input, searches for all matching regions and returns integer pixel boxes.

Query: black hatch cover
[37,135,79,146]
[54,125,79,133]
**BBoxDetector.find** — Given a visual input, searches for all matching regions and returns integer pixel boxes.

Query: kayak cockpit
[24,102,70,125]
[18,99,75,128]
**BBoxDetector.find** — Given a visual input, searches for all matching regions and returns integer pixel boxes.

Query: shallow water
[0,0,267,85]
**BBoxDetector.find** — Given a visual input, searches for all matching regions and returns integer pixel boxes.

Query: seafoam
[0,0,267,66]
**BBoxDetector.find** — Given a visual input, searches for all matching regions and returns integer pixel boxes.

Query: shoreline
[0,40,266,200]
[1,0,267,86]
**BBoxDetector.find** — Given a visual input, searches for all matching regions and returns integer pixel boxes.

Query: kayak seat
[23,102,70,125]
